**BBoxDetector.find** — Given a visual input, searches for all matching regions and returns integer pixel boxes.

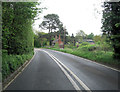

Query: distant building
[78,39,94,44]
[52,35,58,45]
[52,35,64,48]
[86,39,94,44]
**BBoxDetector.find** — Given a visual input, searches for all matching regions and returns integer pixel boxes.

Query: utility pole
[63,26,66,45]
[63,26,66,49]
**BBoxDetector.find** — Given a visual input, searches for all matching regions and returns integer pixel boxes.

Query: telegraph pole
[63,26,66,47]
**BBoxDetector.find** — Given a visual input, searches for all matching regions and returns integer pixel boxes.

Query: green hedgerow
[2,51,33,81]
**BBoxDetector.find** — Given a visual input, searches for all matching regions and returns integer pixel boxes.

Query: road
[5,48,120,91]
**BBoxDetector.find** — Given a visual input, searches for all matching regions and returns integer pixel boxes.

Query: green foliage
[2,2,41,81]
[48,39,120,68]
[2,2,40,54]
[75,30,87,42]
[71,33,76,46]
[39,14,63,46]
[54,43,59,48]
[93,35,101,43]
[40,14,61,32]
[55,25,68,44]
[65,44,77,49]
[49,47,120,68]
[87,33,94,39]
[102,2,120,59]
[34,32,48,48]
[115,23,120,28]
[79,42,90,46]
[78,43,99,51]
[100,42,113,52]
[2,51,34,81]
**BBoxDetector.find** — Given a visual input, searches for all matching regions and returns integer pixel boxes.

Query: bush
[100,42,113,52]
[2,51,33,81]
[65,44,77,49]
[80,42,90,46]
[87,44,100,51]
[77,44,99,51]
[49,45,120,69]
[78,45,88,51]
[87,45,96,51]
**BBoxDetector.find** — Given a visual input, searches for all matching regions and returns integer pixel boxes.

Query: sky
[33,0,104,36]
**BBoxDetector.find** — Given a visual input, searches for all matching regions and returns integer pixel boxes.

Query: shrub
[2,51,33,81]
[100,42,113,52]
[87,44,100,51]
[49,46,120,69]
[78,45,88,51]
[65,44,77,49]
[80,42,90,46]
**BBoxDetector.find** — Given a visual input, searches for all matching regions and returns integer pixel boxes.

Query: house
[52,35,58,45]
[52,35,64,48]
[79,39,94,44]
[86,39,94,44]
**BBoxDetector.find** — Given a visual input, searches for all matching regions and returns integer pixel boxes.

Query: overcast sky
[33,0,104,36]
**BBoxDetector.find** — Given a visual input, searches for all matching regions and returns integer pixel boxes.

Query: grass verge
[2,51,34,81]
[49,48,120,70]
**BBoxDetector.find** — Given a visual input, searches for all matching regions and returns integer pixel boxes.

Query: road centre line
[48,53,81,91]
[42,50,92,92]
[53,49,120,72]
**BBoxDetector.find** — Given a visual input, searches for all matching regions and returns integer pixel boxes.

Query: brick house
[52,35,64,48]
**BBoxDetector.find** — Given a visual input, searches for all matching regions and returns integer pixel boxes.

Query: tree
[102,2,120,59]
[40,14,61,32]
[87,33,94,39]
[71,33,76,46]
[65,35,72,44]
[56,25,68,44]
[75,30,87,42]
[93,35,101,43]
[2,2,40,54]
[34,32,48,47]
[39,14,62,46]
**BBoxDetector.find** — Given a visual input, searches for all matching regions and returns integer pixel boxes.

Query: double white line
[42,50,92,92]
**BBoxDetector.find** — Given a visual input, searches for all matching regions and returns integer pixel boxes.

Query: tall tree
[87,33,94,39]
[75,30,87,42]
[93,35,101,43]
[2,2,40,54]
[56,25,68,44]
[102,2,120,59]
[34,32,48,47]
[39,14,62,46]
[71,33,76,46]
[39,14,61,32]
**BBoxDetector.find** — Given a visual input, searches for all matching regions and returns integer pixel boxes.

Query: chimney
[55,35,57,39]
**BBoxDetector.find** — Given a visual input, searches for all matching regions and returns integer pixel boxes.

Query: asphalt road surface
[5,48,120,91]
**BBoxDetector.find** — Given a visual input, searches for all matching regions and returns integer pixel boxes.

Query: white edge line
[50,54,81,91]
[50,52,92,92]
[3,51,37,90]
[49,49,120,72]
[76,56,120,72]
[42,50,91,92]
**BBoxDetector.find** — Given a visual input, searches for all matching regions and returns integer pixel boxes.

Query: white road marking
[3,51,37,91]
[50,49,120,72]
[42,50,92,92]
[82,58,120,72]
[50,54,81,91]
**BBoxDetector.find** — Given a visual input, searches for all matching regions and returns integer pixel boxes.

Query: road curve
[5,49,75,90]
[5,48,120,91]
[43,49,120,91]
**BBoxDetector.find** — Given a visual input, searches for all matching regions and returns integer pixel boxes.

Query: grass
[2,51,34,81]
[49,47,120,69]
